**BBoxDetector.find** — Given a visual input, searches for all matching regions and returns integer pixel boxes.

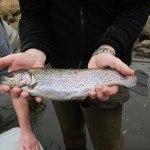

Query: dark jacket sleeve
[97,0,150,64]
[19,0,53,63]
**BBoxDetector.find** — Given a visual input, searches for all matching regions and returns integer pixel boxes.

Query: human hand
[19,130,40,150]
[88,46,134,101]
[0,48,46,102]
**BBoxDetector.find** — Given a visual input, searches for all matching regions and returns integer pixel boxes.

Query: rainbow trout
[1,68,149,100]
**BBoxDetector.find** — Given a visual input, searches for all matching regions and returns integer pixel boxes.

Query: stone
[139,47,150,58]
[134,40,150,50]
[133,47,150,59]
[140,16,150,41]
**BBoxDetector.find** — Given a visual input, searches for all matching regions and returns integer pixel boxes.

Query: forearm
[12,97,40,149]
[12,97,31,132]
[19,0,52,63]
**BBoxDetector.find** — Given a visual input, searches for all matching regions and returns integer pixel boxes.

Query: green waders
[52,101,87,150]
[52,86,129,150]
[81,102,124,150]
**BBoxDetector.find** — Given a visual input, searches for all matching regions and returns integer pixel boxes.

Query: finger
[22,147,25,150]
[25,144,32,150]
[88,56,97,69]
[28,146,32,150]
[35,142,40,150]
[0,54,15,69]
[89,90,97,99]
[102,86,118,96]
[36,145,39,150]
[31,141,38,150]
[21,91,30,99]
[95,87,109,101]
[19,145,25,150]
[1,84,11,93]
[35,96,43,103]
[35,143,40,150]
[110,58,134,76]
[11,87,22,99]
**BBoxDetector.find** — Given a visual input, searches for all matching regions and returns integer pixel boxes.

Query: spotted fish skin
[2,68,137,100]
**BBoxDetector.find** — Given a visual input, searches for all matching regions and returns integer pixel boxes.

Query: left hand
[88,46,134,101]
[0,49,45,103]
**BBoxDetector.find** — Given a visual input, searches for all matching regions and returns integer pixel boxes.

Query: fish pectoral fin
[28,82,38,89]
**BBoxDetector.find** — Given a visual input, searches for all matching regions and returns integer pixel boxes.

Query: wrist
[21,126,32,134]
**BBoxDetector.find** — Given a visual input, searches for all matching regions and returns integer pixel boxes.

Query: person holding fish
[0,0,150,150]
[0,18,42,150]
[0,18,20,77]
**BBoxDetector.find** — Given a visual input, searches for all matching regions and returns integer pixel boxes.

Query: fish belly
[22,84,93,100]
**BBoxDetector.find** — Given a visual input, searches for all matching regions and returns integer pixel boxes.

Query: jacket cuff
[96,36,122,58]
[94,35,131,65]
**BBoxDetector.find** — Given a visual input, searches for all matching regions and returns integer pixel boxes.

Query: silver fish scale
[26,69,96,99]
[22,68,136,100]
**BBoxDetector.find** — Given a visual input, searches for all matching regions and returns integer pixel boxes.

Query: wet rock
[140,26,150,41]
[0,0,19,16]
[0,106,17,133]
[139,48,150,58]
[132,39,150,59]
[0,0,20,25]
[0,95,46,134]
[134,40,150,50]
[134,47,150,59]
[139,17,150,41]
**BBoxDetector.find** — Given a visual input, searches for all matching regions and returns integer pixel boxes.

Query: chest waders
[52,75,129,150]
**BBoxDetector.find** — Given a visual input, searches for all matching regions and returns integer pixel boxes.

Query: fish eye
[14,74,22,81]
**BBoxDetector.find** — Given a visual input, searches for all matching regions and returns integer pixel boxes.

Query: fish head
[1,69,31,87]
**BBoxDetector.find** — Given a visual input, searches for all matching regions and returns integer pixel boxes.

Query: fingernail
[21,93,28,98]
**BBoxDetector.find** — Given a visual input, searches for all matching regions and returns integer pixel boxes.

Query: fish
[1,68,149,100]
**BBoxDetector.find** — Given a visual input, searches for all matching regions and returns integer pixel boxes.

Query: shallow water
[0,62,150,150]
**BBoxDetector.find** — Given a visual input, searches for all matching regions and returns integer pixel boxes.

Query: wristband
[92,47,115,56]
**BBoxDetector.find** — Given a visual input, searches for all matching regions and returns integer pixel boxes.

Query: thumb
[0,54,15,69]
[88,56,97,69]
[33,61,45,68]
[110,58,134,76]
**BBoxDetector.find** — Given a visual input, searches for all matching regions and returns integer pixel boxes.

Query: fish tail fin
[129,70,149,96]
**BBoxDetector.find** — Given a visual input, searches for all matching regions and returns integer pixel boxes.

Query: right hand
[88,46,134,101]
[19,130,40,150]
[0,48,46,102]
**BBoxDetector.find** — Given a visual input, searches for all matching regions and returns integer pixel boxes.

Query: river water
[0,62,150,150]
